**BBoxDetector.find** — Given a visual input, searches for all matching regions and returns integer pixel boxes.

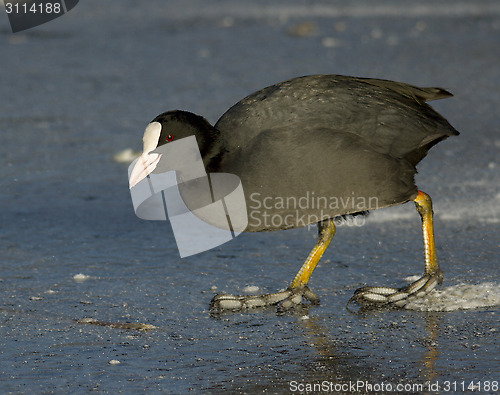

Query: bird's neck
[201,127,227,172]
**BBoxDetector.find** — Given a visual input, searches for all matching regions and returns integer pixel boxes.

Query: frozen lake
[1,1,499,393]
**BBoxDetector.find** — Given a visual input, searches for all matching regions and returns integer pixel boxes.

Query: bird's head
[128,110,215,188]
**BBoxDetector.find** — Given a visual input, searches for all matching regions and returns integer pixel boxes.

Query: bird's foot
[348,269,443,308]
[209,285,320,312]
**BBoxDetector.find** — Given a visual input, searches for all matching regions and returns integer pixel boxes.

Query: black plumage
[152,75,458,232]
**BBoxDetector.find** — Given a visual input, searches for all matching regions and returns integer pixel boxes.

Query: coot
[129,75,459,311]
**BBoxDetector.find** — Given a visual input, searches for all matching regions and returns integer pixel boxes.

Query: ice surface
[1,0,499,393]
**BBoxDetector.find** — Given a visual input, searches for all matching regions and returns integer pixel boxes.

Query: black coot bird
[129,75,458,311]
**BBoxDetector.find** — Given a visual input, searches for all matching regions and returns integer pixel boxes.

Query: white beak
[129,121,163,189]
[128,152,162,189]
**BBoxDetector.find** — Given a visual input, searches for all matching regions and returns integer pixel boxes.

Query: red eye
[167,134,174,141]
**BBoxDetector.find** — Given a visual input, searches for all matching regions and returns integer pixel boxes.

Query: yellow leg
[349,190,443,307]
[210,219,336,311]
[290,219,336,289]
[414,190,442,279]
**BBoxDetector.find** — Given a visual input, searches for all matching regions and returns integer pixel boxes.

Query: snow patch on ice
[113,148,139,163]
[243,285,260,293]
[73,273,91,282]
[405,282,500,311]
[404,275,421,282]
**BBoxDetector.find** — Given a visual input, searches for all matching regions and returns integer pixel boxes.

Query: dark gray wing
[215,75,458,164]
